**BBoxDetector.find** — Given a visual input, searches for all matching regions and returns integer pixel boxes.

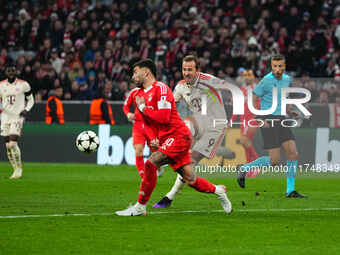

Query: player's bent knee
[148,151,168,167]
[8,141,18,147]
[135,149,144,156]
[180,166,197,185]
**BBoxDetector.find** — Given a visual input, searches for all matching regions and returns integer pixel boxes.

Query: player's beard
[184,76,195,86]
[7,77,15,83]
[7,76,16,83]
[273,71,283,79]
[6,70,17,83]
[132,78,144,88]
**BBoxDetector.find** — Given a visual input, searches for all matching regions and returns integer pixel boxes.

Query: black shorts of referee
[258,115,295,149]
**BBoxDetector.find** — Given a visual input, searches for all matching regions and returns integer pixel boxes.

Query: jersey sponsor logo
[6,95,15,105]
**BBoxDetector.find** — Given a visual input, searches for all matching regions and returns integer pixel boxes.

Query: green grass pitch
[0,162,339,255]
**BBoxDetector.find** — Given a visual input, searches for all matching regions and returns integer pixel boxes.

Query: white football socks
[166,174,186,200]
[6,146,16,170]
[11,144,22,170]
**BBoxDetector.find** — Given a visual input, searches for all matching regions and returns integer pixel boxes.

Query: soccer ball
[76,130,99,153]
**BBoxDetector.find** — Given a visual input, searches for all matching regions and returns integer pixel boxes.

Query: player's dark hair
[271,54,285,62]
[5,61,16,69]
[183,55,200,70]
[133,58,157,77]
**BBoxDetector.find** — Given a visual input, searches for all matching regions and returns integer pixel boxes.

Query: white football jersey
[173,72,227,119]
[0,78,31,121]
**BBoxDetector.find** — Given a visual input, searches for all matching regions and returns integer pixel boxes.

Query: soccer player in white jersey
[0,63,34,179]
[153,55,235,208]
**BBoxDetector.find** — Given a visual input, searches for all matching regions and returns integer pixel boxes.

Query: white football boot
[215,185,232,214]
[10,168,22,179]
[115,203,146,216]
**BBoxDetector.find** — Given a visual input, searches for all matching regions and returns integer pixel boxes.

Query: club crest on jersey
[148,93,152,101]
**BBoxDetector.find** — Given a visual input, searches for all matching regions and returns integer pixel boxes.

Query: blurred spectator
[89,84,115,125]
[45,86,65,124]
[50,48,64,74]
[235,67,245,87]
[0,0,339,102]
[317,90,329,104]
[112,80,129,101]
[87,71,98,99]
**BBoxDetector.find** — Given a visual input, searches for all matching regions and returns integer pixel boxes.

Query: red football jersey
[136,81,191,142]
[123,87,144,129]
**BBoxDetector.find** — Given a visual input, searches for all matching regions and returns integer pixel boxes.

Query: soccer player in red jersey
[116,59,232,216]
[123,86,164,179]
[230,69,260,177]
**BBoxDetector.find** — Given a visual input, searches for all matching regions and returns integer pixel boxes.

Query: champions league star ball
[76,131,99,153]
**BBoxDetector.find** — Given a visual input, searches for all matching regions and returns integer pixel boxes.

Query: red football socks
[190,177,216,193]
[135,155,145,179]
[138,160,158,205]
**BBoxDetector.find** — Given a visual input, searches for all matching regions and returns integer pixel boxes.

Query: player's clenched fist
[135,96,146,112]
[135,96,145,106]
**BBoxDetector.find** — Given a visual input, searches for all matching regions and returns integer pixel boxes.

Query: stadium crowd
[1,0,340,103]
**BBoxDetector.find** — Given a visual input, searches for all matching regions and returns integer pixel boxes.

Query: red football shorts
[158,135,192,170]
[132,125,148,145]
[132,124,157,152]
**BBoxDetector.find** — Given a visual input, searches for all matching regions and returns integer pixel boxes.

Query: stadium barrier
[1,124,339,169]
